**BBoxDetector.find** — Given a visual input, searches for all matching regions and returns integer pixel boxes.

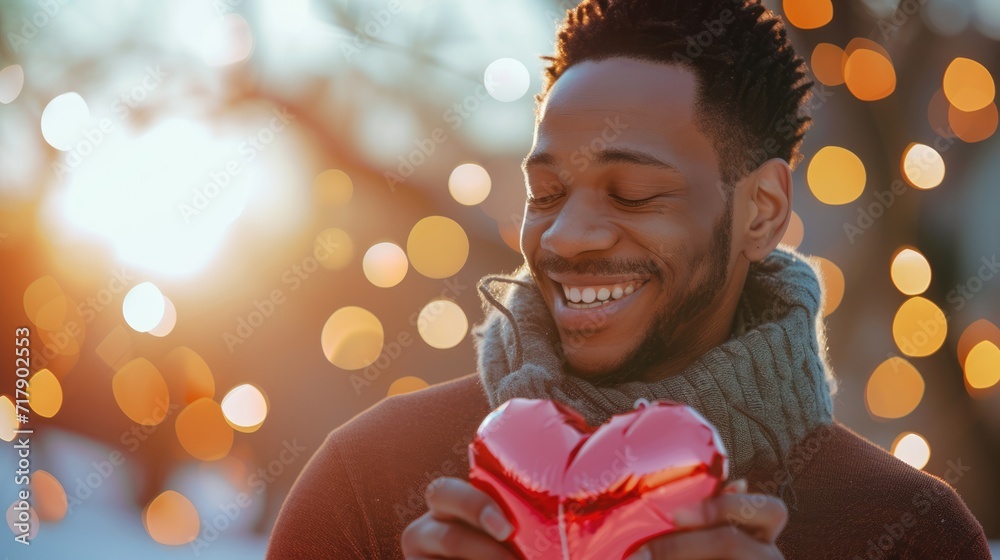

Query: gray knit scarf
[472,247,836,481]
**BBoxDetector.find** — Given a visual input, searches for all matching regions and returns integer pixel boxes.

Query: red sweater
[266,374,990,559]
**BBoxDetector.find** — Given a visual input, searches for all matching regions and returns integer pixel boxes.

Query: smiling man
[267,1,989,558]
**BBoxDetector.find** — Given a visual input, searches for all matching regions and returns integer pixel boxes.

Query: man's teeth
[561,281,641,307]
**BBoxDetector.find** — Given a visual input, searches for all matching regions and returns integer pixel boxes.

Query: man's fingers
[401,512,518,560]
[635,526,783,560]
[672,493,788,543]
[424,477,513,541]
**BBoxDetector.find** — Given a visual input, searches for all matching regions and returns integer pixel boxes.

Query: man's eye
[611,194,657,207]
[528,194,563,207]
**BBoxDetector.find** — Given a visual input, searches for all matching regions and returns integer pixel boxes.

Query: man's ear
[741,158,792,263]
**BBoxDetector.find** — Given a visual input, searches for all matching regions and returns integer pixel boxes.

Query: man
[268,0,990,558]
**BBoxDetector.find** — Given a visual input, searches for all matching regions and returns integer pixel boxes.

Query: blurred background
[1,0,998,557]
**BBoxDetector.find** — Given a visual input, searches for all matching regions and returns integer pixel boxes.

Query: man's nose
[539,192,617,259]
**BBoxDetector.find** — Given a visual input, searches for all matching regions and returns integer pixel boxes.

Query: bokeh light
[23,275,68,332]
[221,384,268,433]
[40,92,89,151]
[892,297,948,357]
[810,43,845,86]
[321,306,384,370]
[313,169,353,206]
[957,319,1000,366]
[123,282,167,333]
[844,46,896,101]
[112,358,171,426]
[484,58,530,102]
[314,228,354,271]
[890,248,932,295]
[892,432,931,470]
[30,470,68,522]
[143,491,200,545]
[943,57,995,112]
[387,376,430,397]
[780,210,804,249]
[865,357,925,419]
[948,101,998,143]
[0,64,24,104]
[783,0,833,29]
[157,346,215,405]
[448,163,492,206]
[147,295,177,337]
[901,143,946,190]
[0,396,17,442]
[175,398,234,461]
[363,242,408,288]
[27,369,63,418]
[812,257,845,317]
[6,501,38,541]
[964,341,1000,390]
[807,146,866,205]
[407,216,469,279]
[417,300,469,350]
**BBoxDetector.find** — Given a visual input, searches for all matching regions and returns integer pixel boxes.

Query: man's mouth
[559,279,647,309]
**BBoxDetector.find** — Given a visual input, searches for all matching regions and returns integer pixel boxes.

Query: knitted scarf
[472,247,836,480]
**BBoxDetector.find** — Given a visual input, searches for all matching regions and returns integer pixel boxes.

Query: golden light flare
[957,319,1000,366]
[812,257,844,317]
[865,357,925,419]
[23,275,68,331]
[900,143,945,190]
[321,306,384,370]
[964,341,1000,390]
[417,300,469,350]
[448,163,492,206]
[844,43,896,101]
[27,369,62,418]
[0,395,18,442]
[30,470,68,522]
[112,358,171,426]
[890,248,932,296]
[782,0,832,29]
[221,384,268,433]
[313,169,354,206]
[363,242,408,288]
[407,216,469,279]
[314,228,353,271]
[948,101,998,143]
[807,146,866,205]
[810,43,845,86]
[943,57,995,112]
[892,432,930,470]
[143,490,200,545]
[156,346,215,405]
[780,210,804,249]
[387,376,430,397]
[175,398,234,461]
[892,297,948,357]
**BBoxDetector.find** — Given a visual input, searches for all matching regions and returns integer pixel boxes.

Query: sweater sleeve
[266,432,377,559]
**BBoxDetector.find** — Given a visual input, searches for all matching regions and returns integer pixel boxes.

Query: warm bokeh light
[943,57,995,112]
[123,282,167,333]
[23,275,68,332]
[0,64,24,104]
[321,306,384,370]
[448,163,492,206]
[844,48,896,101]
[810,43,845,86]
[407,216,469,279]
[901,143,946,190]
[812,257,844,317]
[957,319,1000,366]
[865,357,925,419]
[40,91,89,150]
[0,396,17,442]
[112,358,171,426]
[147,294,177,337]
[221,384,269,432]
[964,341,1000,390]
[783,0,832,29]
[387,376,430,397]
[313,169,353,206]
[143,491,200,545]
[157,346,215,405]
[780,210,804,249]
[27,369,63,418]
[31,470,68,522]
[890,248,932,295]
[363,242,408,288]
[893,297,948,357]
[175,398,234,461]
[484,58,530,102]
[807,146,866,205]
[315,228,353,271]
[417,300,469,350]
[892,432,931,470]
[948,101,998,143]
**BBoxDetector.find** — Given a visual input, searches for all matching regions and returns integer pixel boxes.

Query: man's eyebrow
[522,152,557,171]
[521,148,680,173]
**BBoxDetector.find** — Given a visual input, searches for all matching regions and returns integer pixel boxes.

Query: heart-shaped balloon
[469,398,728,560]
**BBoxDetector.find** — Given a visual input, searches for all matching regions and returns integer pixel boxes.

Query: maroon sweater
[267,374,990,559]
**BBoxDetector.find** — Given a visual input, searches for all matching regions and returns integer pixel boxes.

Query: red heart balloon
[469,398,728,560]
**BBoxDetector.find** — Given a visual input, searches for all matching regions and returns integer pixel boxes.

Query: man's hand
[401,476,517,560]
[626,480,788,560]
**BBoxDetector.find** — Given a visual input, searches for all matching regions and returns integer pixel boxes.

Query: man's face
[521,58,743,383]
